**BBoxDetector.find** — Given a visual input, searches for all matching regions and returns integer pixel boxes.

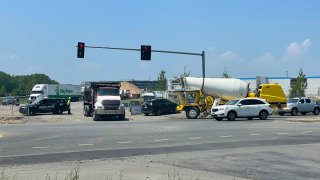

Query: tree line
[0,71,58,96]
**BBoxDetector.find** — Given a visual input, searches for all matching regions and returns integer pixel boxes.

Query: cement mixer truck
[168,77,287,119]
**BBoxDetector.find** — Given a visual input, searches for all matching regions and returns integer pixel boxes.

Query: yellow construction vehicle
[169,77,287,119]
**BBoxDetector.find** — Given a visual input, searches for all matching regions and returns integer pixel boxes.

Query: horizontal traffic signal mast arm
[83,45,203,56]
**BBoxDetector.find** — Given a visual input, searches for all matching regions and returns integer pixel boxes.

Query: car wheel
[291,108,298,116]
[156,109,162,116]
[215,117,223,121]
[301,112,307,115]
[144,113,149,116]
[259,110,268,120]
[313,108,320,115]
[247,117,253,120]
[227,111,237,121]
[186,107,200,119]
[278,112,284,116]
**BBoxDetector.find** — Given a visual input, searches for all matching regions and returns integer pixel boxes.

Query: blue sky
[0,0,319,84]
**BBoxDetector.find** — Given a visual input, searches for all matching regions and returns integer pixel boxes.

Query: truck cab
[278,97,320,116]
[29,84,46,102]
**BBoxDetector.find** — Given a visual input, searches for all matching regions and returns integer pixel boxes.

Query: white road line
[78,144,94,146]
[250,134,261,136]
[117,141,133,144]
[155,139,169,142]
[277,132,288,135]
[188,137,202,140]
[32,146,50,149]
[304,131,313,133]
[220,135,232,138]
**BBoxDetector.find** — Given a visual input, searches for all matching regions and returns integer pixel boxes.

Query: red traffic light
[77,42,85,58]
[141,45,151,60]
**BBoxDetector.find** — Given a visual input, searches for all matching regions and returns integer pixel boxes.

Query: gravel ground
[1,102,320,124]
[0,102,188,124]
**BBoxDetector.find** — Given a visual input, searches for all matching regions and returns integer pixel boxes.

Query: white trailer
[29,84,82,102]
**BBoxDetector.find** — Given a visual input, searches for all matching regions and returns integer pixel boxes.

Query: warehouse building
[239,76,320,98]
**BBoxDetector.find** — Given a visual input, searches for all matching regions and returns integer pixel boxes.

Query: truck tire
[259,110,268,120]
[118,114,125,120]
[291,108,298,116]
[227,111,237,121]
[313,108,320,115]
[186,107,200,119]
[93,112,100,121]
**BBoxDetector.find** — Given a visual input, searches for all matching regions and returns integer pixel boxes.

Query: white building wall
[306,78,320,98]
[240,77,320,98]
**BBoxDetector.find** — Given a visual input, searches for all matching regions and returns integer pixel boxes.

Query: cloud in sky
[284,39,311,60]
[217,51,237,61]
[253,52,275,64]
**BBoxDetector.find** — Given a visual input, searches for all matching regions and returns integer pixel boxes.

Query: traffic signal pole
[78,44,206,91]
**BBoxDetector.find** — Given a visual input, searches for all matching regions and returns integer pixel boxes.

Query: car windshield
[226,99,239,105]
[31,91,43,94]
[288,99,299,103]
[97,88,119,96]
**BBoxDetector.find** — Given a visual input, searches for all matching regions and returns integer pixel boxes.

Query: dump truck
[82,81,125,121]
[168,77,287,119]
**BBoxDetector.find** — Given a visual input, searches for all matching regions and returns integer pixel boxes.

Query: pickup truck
[278,97,320,116]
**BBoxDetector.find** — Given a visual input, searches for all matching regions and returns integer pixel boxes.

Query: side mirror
[237,103,242,106]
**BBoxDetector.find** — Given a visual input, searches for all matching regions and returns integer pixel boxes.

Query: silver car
[2,96,16,105]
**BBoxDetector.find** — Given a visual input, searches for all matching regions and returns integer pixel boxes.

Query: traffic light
[77,42,85,58]
[141,45,151,60]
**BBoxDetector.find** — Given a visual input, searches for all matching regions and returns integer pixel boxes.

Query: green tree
[0,71,59,96]
[222,68,231,78]
[289,68,308,98]
[157,70,167,91]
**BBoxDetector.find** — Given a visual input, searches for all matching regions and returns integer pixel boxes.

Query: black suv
[19,98,69,115]
[142,98,178,116]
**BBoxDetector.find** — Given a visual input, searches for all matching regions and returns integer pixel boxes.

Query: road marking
[188,137,202,140]
[277,132,288,135]
[0,133,3,138]
[78,144,94,146]
[220,135,232,138]
[304,131,313,133]
[250,134,261,136]
[117,141,133,144]
[32,146,50,149]
[155,139,169,142]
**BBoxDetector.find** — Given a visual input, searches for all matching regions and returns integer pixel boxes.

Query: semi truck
[82,81,125,121]
[169,77,287,119]
[29,84,82,102]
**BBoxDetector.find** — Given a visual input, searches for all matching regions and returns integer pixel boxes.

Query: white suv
[211,98,273,121]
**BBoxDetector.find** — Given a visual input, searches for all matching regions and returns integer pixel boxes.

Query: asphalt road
[1,115,320,179]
